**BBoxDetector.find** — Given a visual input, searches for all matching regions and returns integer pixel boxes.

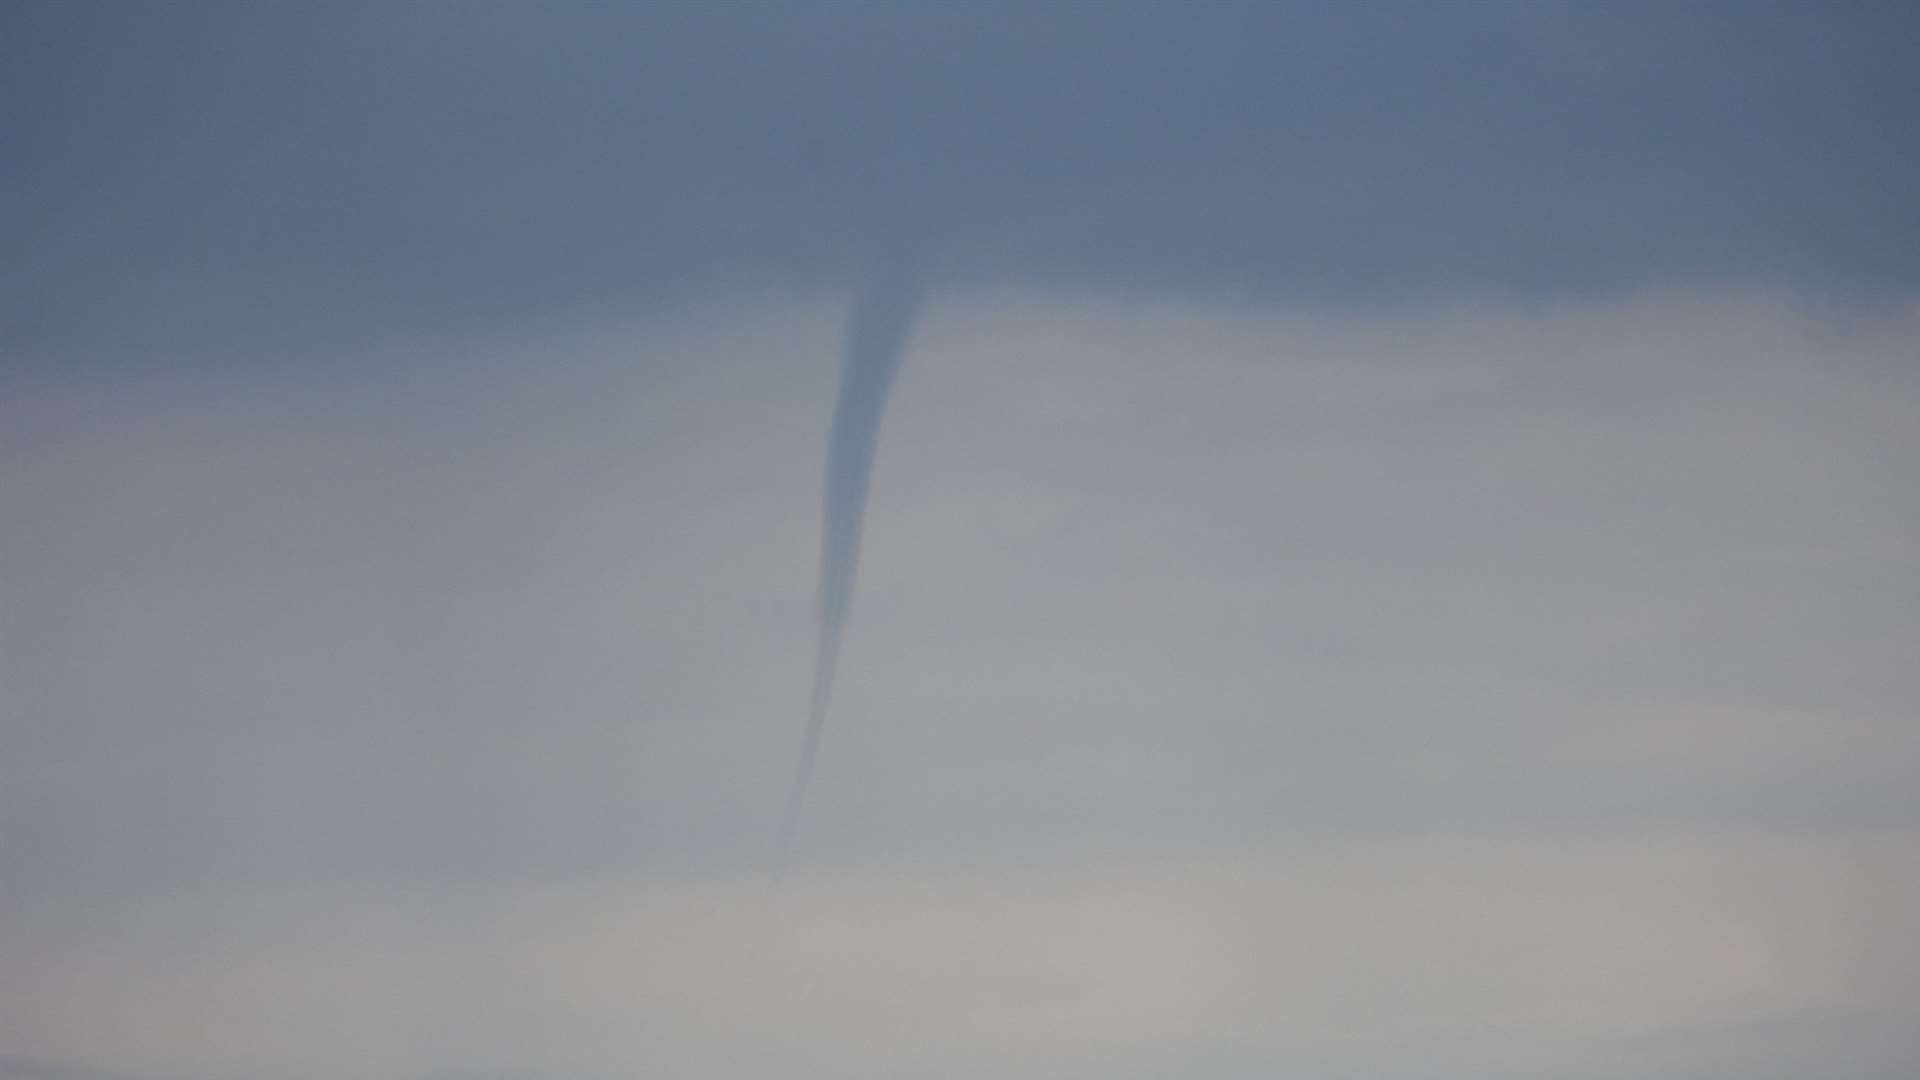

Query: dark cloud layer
[6,1,1918,364]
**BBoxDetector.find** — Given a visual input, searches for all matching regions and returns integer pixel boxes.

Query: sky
[4,3,1919,1079]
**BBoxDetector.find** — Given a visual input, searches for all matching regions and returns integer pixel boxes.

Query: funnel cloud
[774,261,923,878]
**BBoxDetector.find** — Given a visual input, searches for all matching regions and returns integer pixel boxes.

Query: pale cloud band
[7,834,1918,1080]
[3,289,1916,1078]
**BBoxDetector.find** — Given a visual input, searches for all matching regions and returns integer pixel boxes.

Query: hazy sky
[4,4,1919,1079]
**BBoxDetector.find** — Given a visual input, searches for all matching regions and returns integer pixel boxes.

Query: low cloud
[7,834,1918,1079]
[4,288,1917,1077]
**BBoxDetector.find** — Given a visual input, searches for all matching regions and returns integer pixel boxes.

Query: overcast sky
[5,4,1919,1079]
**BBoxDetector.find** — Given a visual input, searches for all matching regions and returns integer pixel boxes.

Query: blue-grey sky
[4,4,1919,1080]
[6,1,1919,366]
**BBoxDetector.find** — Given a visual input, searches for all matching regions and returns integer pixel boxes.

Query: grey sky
[4,4,1919,1079]
[6,1,1919,365]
